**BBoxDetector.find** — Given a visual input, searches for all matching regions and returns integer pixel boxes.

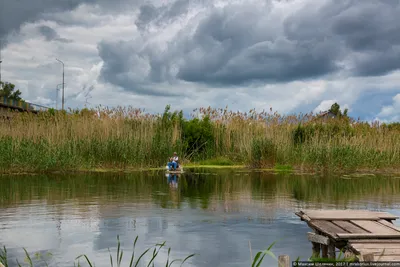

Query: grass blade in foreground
[0,246,8,267]
[129,236,139,267]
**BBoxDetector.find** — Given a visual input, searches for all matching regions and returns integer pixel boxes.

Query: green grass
[273,164,293,173]
[193,157,237,166]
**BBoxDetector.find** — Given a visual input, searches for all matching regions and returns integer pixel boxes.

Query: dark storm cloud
[37,25,72,43]
[352,50,400,77]
[175,3,341,85]
[0,0,85,39]
[38,26,58,41]
[98,40,180,97]
[97,0,400,92]
[331,1,400,77]
[0,0,139,40]
[331,4,399,52]
[284,0,400,77]
[135,4,160,31]
[134,0,191,32]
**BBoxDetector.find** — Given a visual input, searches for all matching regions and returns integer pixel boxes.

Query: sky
[0,0,399,122]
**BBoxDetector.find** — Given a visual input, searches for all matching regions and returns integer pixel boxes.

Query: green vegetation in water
[193,157,237,166]
[0,236,195,267]
[1,102,400,174]
[273,164,293,173]
[0,237,361,267]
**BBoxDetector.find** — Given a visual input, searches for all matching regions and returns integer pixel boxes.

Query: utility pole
[56,58,65,110]
[56,83,63,109]
[0,38,3,89]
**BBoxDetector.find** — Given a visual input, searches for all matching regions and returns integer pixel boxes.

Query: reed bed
[1,105,399,173]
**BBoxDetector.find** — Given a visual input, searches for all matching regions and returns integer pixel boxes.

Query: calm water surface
[1,169,400,267]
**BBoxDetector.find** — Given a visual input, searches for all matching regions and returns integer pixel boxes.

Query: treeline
[0,103,399,173]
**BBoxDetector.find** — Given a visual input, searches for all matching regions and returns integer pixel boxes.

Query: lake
[1,169,400,267]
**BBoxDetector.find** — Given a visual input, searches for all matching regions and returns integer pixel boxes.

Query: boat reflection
[166,173,179,189]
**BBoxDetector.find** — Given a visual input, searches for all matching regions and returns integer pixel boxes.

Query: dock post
[278,255,289,267]
[328,244,336,259]
[320,244,327,258]
[312,242,320,258]
[360,253,374,262]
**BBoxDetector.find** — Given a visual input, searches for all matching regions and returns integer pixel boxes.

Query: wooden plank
[344,251,356,260]
[378,219,400,232]
[337,233,400,239]
[350,243,400,249]
[372,255,400,261]
[350,220,400,234]
[308,220,349,239]
[302,209,383,217]
[295,211,311,222]
[306,211,379,220]
[360,253,374,262]
[299,209,398,220]
[350,239,400,243]
[332,220,368,233]
[307,232,330,245]
[354,248,400,255]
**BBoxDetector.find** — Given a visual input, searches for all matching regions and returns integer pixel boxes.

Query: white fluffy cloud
[1,0,400,120]
[376,94,400,122]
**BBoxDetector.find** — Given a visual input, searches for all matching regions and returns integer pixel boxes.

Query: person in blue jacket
[167,152,179,170]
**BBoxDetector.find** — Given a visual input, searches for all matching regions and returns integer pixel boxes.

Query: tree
[343,108,348,117]
[328,102,349,119]
[0,81,23,101]
[329,102,341,117]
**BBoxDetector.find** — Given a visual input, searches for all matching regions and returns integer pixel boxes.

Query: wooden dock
[296,209,400,262]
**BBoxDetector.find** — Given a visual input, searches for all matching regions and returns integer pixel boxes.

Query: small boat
[165,165,184,174]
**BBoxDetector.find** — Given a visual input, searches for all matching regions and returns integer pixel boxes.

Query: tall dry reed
[0,105,399,173]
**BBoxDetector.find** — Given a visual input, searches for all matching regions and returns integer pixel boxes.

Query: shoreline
[1,164,400,177]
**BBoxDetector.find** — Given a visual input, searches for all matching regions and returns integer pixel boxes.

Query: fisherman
[167,152,179,170]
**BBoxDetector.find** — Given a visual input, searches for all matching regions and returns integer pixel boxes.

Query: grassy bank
[1,105,399,173]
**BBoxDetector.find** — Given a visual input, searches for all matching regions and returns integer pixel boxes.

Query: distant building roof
[317,110,336,119]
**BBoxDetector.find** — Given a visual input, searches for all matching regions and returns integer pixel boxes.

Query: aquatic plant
[0,237,360,267]
[0,236,195,267]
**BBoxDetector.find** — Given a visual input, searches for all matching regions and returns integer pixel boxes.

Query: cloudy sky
[0,0,399,121]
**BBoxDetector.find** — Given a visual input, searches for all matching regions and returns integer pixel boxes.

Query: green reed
[1,105,399,173]
[0,236,195,267]
[0,237,361,267]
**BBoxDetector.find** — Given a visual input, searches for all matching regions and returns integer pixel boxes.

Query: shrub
[181,116,215,160]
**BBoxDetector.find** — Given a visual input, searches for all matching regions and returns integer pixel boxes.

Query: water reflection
[1,170,400,266]
[167,173,179,189]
